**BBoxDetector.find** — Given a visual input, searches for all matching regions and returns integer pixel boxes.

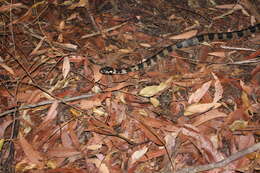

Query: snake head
[99,66,116,75]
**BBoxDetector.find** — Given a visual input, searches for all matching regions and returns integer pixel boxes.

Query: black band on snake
[100,23,260,75]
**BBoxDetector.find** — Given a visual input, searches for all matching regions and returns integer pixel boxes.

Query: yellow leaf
[139,77,173,97]
[0,139,4,151]
[229,120,248,131]
[241,91,250,108]
[184,103,221,116]
[150,97,160,107]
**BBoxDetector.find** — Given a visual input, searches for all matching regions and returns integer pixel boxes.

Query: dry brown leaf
[68,123,80,148]
[240,80,253,95]
[43,101,58,123]
[47,147,81,158]
[93,65,103,82]
[212,73,223,103]
[170,30,198,40]
[19,133,43,166]
[208,51,226,58]
[79,92,111,109]
[136,115,172,129]
[137,121,164,146]
[88,118,116,135]
[181,126,225,162]
[188,80,212,104]
[165,132,179,154]
[88,158,109,173]
[0,120,13,137]
[138,149,166,162]
[61,131,73,148]
[62,56,70,79]
[104,82,133,92]
[192,110,227,127]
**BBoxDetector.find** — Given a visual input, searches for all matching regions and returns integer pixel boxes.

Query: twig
[0,93,95,117]
[81,22,128,39]
[181,57,260,65]
[220,45,256,51]
[175,142,260,173]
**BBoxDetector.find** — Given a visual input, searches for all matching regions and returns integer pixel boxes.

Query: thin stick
[175,142,260,173]
[81,22,128,39]
[0,93,95,117]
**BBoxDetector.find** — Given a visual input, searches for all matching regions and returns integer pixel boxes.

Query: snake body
[100,23,260,75]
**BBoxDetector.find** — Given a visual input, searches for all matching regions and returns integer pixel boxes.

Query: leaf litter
[0,1,259,173]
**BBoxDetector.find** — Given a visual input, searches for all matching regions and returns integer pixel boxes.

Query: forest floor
[0,0,260,173]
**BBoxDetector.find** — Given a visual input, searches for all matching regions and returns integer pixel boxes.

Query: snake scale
[100,23,260,75]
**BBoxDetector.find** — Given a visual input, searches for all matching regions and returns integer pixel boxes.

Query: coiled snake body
[100,23,260,75]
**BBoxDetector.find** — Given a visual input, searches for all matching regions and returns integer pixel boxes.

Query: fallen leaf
[241,91,250,108]
[88,118,116,135]
[212,73,223,103]
[47,147,81,158]
[62,56,70,79]
[188,80,212,104]
[181,126,225,162]
[137,121,164,146]
[19,133,43,166]
[229,120,248,131]
[130,147,148,165]
[104,82,133,92]
[208,51,226,58]
[43,101,58,123]
[86,144,102,150]
[240,80,253,95]
[79,93,111,109]
[88,158,110,173]
[184,103,222,116]
[0,139,4,151]
[170,30,198,40]
[138,149,166,162]
[150,97,160,107]
[192,110,227,127]
[139,77,173,97]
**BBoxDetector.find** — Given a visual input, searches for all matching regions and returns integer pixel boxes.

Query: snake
[100,23,260,75]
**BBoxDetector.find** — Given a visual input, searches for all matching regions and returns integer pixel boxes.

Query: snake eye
[99,66,115,74]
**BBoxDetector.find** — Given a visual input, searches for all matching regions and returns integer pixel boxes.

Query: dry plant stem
[174,142,260,173]
[81,22,128,39]
[182,57,260,65]
[0,93,95,117]
[220,45,256,51]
